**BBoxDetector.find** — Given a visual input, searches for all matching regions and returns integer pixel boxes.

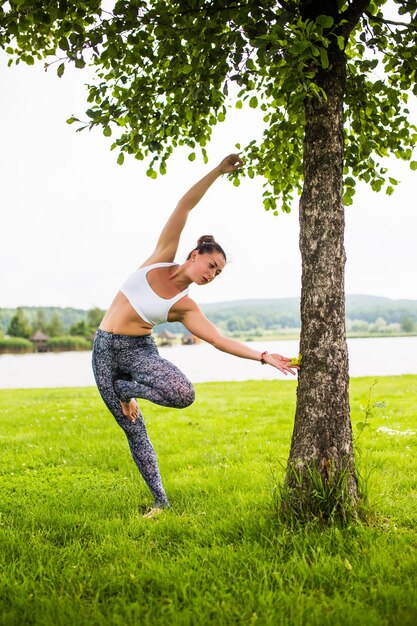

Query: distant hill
[201,295,417,327]
[345,295,417,324]
[1,296,416,335]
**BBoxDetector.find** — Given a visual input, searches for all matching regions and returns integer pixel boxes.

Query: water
[0,337,416,389]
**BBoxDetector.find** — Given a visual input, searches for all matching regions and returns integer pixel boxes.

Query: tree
[226,316,244,333]
[70,319,91,337]
[34,309,48,333]
[2,0,416,518]
[7,307,32,339]
[87,307,105,331]
[46,312,64,338]
[401,315,416,333]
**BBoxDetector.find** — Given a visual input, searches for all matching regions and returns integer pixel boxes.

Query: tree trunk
[284,44,358,519]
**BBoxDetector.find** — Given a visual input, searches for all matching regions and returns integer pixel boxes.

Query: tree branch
[339,0,371,38]
[365,9,417,30]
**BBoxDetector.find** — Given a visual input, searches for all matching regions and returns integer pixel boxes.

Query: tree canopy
[1,1,416,213]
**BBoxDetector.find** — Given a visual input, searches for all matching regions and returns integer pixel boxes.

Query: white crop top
[120,262,189,327]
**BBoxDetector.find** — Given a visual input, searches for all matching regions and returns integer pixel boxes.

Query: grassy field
[1,376,416,626]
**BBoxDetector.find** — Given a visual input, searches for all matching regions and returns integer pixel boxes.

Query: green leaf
[343,191,354,205]
[289,354,302,366]
[320,48,329,69]
[117,153,125,166]
[337,36,345,51]
[103,126,112,137]
[74,57,86,69]
[410,161,417,171]
[235,100,243,109]
[249,96,258,109]
[58,37,69,51]
[356,422,367,432]
[188,152,196,162]
[316,15,334,29]
[57,63,65,78]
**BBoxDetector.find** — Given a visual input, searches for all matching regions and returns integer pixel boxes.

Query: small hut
[30,330,50,353]
[182,332,201,345]
[157,329,176,346]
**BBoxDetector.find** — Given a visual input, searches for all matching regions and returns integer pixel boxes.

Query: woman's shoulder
[169,294,200,325]
[172,294,199,313]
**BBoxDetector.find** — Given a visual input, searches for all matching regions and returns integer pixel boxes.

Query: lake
[0,337,416,389]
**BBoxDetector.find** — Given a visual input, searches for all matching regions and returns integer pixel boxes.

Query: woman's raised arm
[142,154,243,265]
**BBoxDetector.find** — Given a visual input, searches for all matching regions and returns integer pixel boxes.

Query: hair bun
[186,234,227,262]
[197,235,216,246]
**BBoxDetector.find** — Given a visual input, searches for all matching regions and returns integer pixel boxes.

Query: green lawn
[1,377,416,626]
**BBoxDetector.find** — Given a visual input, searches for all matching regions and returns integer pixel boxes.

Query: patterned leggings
[92,329,195,507]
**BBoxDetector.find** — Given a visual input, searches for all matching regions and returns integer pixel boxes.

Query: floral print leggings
[92,329,195,508]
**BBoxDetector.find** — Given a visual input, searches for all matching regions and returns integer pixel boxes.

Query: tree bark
[284,43,358,517]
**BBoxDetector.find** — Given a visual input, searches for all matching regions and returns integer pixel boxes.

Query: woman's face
[190,251,226,286]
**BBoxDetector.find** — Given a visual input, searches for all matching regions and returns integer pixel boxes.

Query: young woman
[92,153,298,517]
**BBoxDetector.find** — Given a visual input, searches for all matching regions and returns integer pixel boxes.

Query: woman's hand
[263,352,300,376]
[218,153,244,174]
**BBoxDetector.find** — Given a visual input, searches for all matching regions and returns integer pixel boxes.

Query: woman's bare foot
[120,399,139,422]
[143,507,164,519]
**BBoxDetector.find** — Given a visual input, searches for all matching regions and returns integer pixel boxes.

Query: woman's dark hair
[186,235,227,262]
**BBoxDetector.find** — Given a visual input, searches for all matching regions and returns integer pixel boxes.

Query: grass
[1,376,417,626]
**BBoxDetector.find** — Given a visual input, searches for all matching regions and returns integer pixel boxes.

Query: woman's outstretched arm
[180,302,299,376]
[143,154,243,265]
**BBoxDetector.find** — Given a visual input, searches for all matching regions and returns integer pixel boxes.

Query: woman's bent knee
[175,385,195,409]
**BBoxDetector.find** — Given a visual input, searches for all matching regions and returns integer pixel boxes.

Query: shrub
[69,320,91,337]
[0,337,33,353]
[47,336,92,352]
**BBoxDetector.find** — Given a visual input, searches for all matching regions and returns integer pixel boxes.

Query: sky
[1,56,417,311]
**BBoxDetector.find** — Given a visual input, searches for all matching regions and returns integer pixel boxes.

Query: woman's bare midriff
[99,292,153,336]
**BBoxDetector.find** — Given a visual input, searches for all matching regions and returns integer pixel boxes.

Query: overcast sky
[1,57,416,311]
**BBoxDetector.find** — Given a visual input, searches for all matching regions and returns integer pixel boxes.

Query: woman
[92,153,298,517]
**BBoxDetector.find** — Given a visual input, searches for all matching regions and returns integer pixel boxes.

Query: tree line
[2,295,416,340]
[0,307,105,339]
